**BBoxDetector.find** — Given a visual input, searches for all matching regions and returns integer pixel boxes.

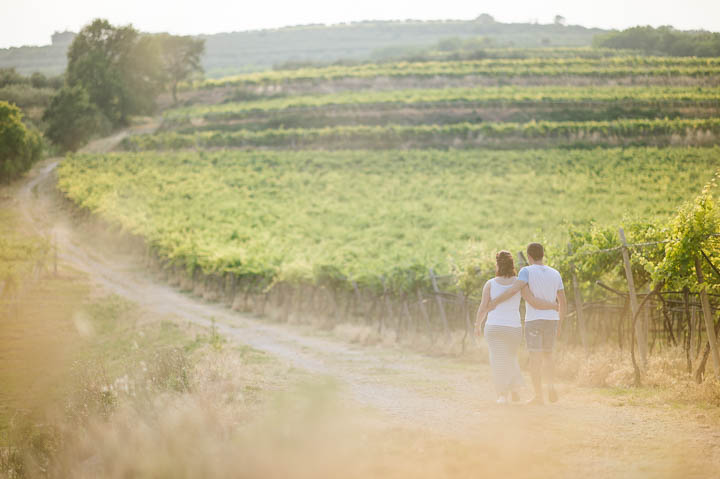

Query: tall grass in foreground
[4,317,720,479]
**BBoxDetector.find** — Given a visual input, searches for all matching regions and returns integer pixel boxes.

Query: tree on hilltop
[66,19,163,127]
[476,14,496,25]
[44,18,206,151]
[155,34,205,104]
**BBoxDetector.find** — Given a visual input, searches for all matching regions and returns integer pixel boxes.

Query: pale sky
[1,0,719,48]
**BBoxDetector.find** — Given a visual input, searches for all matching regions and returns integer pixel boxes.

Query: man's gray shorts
[525,320,559,352]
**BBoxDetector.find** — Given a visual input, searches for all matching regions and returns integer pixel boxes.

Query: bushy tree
[66,19,164,126]
[0,101,42,182]
[476,13,495,25]
[43,85,109,152]
[44,18,206,150]
[594,26,720,57]
[30,72,47,89]
[0,68,26,88]
[650,172,720,293]
[155,34,205,104]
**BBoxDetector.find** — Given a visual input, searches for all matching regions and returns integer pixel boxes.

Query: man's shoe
[525,396,544,406]
[496,396,508,405]
[548,388,559,403]
[511,391,520,402]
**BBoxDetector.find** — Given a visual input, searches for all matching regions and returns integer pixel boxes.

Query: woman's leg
[485,325,515,398]
[508,327,526,393]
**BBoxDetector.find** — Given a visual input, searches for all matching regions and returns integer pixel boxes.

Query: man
[488,243,566,405]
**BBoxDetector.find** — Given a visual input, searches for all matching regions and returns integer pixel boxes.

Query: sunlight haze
[3,0,720,475]
[1,0,719,48]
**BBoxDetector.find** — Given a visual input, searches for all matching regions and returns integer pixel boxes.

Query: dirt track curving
[11,130,720,478]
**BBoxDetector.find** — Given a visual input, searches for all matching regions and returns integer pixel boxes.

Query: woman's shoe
[548,388,559,403]
[496,396,508,405]
[511,391,520,402]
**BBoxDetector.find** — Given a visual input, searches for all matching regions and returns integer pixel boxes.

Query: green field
[167,86,720,120]
[202,56,720,87]
[162,86,720,134]
[58,147,718,291]
[58,49,720,295]
[123,118,720,151]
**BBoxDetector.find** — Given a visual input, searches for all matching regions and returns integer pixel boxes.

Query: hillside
[59,53,720,294]
[0,19,604,76]
[199,20,605,77]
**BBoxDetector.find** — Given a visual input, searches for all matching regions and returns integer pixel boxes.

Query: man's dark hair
[527,243,544,261]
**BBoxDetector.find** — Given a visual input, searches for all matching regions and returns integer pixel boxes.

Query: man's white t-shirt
[518,264,564,321]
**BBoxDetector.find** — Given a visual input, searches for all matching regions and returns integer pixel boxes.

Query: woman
[475,251,557,404]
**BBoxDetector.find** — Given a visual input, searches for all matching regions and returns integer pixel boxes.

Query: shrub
[43,85,110,152]
[0,84,55,110]
[0,100,43,182]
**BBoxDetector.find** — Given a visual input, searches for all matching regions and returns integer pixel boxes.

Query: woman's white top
[485,277,522,328]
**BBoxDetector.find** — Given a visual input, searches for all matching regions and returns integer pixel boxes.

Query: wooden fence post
[417,288,434,341]
[568,243,587,351]
[379,276,389,334]
[460,292,472,354]
[683,287,692,374]
[402,298,412,338]
[517,251,527,267]
[351,279,362,320]
[429,268,450,339]
[694,255,720,380]
[619,227,645,366]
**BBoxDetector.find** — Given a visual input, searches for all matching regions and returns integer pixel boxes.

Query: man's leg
[543,351,557,402]
[525,321,545,404]
[543,320,559,402]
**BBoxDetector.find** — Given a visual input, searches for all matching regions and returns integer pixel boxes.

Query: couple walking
[475,243,567,405]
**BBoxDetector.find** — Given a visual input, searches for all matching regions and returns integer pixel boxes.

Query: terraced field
[201,57,720,88]
[59,147,718,291]
[59,51,720,294]
[160,86,720,132]
[124,118,720,150]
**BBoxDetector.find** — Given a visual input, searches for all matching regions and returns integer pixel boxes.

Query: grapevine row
[124,118,720,151]
[167,86,720,122]
[201,57,720,88]
[57,147,719,295]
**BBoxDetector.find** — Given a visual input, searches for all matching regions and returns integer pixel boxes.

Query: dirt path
[10,132,720,478]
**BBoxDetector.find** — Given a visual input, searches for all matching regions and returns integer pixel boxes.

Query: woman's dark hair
[495,250,516,277]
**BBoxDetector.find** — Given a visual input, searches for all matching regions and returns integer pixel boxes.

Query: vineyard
[165,86,720,122]
[157,86,720,134]
[123,119,720,150]
[57,49,720,379]
[58,148,717,290]
[9,14,720,478]
[200,56,720,88]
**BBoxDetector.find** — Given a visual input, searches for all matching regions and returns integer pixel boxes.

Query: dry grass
[551,345,720,409]
[0,290,300,479]
[3,281,720,478]
[0,342,576,479]
[4,207,720,477]
[284,305,720,412]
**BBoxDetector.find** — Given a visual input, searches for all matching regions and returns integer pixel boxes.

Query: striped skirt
[484,324,525,396]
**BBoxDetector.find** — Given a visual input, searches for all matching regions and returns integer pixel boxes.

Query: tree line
[594,25,720,57]
[1,19,204,181]
[43,19,205,151]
